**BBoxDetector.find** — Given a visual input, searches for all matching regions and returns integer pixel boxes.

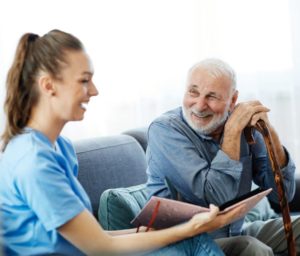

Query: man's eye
[208,95,219,100]
[189,89,199,97]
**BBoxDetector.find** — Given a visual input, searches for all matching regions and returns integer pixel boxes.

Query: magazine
[131,187,272,229]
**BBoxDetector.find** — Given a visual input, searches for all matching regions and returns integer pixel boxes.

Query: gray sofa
[74,134,147,219]
[73,128,300,230]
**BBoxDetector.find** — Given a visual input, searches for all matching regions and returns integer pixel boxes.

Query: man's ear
[37,74,56,96]
[229,90,239,112]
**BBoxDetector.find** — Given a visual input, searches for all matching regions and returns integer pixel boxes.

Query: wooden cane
[244,120,296,256]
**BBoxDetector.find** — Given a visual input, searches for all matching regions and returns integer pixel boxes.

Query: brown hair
[1,29,84,151]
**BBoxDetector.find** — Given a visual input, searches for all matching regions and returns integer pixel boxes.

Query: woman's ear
[37,74,56,96]
[229,90,239,112]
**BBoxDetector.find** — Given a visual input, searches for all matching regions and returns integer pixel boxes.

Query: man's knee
[292,216,300,233]
[216,235,273,256]
[239,236,273,256]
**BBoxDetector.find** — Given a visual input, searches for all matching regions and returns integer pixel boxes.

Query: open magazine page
[131,187,272,229]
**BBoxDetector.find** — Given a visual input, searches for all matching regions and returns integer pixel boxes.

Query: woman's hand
[183,203,247,237]
[190,204,219,229]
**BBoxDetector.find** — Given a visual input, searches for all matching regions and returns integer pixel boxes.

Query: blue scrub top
[0,128,92,255]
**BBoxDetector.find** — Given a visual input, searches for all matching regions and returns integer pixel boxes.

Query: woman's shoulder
[8,130,50,153]
[2,131,69,168]
[1,132,44,168]
[0,131,76,178]
[56,135,76,159]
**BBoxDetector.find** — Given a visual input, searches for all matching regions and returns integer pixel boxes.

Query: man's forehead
[187,84,219,94]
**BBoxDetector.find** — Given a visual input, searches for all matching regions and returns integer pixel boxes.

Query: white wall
[1,0,299,169]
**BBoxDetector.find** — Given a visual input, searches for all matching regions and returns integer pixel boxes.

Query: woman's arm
[105,226,150,236]
[58,204,246,255]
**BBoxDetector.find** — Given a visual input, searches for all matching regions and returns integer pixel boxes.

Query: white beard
[182,107,229,135]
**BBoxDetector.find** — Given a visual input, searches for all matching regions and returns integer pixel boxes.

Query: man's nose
[195,97,207,111]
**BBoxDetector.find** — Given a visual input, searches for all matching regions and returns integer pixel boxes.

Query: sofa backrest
[74,135,147,219]
[123,127,148,152]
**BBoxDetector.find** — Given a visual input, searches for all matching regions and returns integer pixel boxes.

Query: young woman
[0,29,251,256]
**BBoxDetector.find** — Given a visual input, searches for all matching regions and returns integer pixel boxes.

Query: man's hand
[221,100,270,160]
[226,100,270,134]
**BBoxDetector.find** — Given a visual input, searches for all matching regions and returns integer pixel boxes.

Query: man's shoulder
[152,107,183,125]
[149,107,196,138]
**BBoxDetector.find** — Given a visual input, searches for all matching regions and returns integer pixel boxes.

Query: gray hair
[188,58,236,90]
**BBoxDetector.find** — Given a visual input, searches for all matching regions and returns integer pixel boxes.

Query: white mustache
[191,110,214,118]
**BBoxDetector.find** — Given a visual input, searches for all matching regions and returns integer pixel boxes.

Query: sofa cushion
[74,135,147,219]
[99,184,148,230]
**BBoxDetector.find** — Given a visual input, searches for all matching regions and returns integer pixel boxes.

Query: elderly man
[146,58,299,255]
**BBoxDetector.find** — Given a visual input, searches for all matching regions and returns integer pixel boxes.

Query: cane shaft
[252,120,296,256]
